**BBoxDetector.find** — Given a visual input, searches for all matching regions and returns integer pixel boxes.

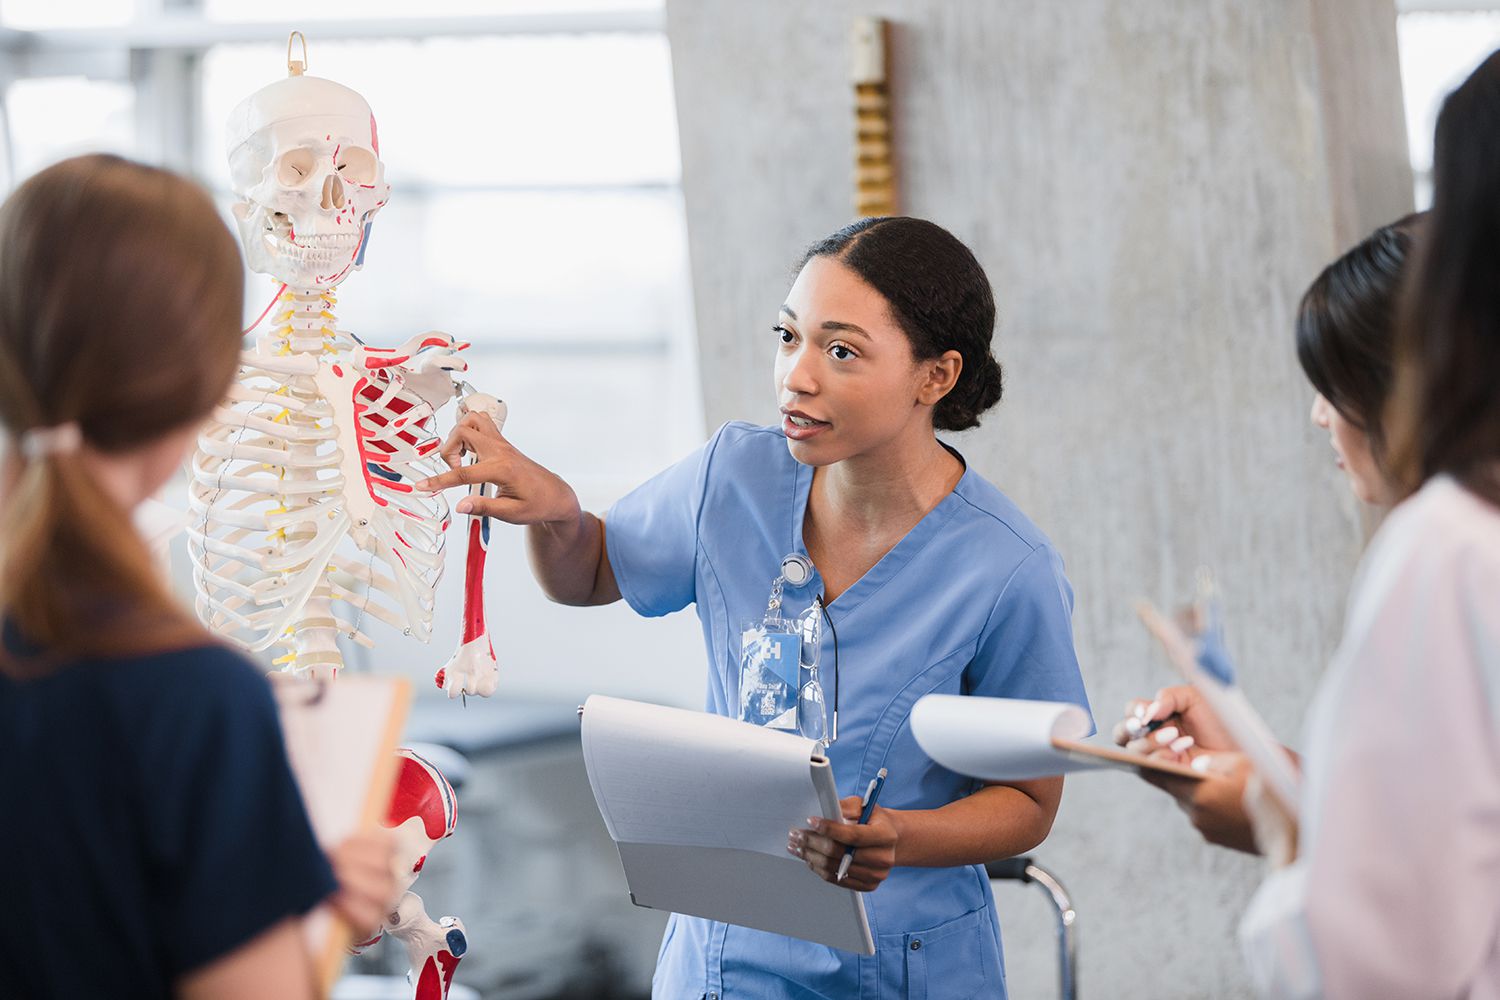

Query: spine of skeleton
[268,286,346,680]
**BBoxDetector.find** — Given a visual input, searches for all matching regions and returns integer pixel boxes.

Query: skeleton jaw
[237,203,366,289]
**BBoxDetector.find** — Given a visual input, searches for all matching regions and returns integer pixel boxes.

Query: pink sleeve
[1245,498,1500,998]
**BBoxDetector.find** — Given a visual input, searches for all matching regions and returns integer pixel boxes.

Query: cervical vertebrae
[188,287,463,678]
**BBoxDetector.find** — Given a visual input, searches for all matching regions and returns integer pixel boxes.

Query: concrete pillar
[664,2,1411,995]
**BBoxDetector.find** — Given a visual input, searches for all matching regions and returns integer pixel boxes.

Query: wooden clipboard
[1051,736,1204,780]
[273,675,412,992]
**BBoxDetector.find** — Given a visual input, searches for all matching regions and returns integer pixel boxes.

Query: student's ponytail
[0,155,244,670]
[0,434,191,667]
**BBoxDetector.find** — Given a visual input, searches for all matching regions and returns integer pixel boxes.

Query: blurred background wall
[3,0,1499,995]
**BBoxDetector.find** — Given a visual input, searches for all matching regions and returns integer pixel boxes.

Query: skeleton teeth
[264,232,360,260]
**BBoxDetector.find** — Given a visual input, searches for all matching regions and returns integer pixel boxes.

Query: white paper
[579,695,874,955]
[580,694,831,858]
[911,695,1102,781]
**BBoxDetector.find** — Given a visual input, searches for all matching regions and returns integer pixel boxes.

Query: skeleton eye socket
[336,147,378,186]
[276,148,317,185]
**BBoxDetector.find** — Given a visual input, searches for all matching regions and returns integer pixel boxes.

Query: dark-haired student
[418,216,1091,998]
[1110,213,1424,854]
[1128,51,1500,999]
[0,155,396,1000]
[1236,50,1500,999]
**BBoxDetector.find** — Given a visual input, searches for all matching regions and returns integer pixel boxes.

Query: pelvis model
[188,37,495,1000]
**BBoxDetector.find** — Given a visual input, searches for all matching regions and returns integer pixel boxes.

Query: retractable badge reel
[737,554,833,749]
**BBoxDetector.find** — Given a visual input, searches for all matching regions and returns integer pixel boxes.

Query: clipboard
[1136,600,1300,814]
[911,695,1205,782]
[579,695,875,955]
[273,675,412,992]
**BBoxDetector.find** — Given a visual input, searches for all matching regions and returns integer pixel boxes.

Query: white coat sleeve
[1240,498,1500,999]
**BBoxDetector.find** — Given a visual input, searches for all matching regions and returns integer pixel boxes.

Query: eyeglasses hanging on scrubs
[737,553,838,751]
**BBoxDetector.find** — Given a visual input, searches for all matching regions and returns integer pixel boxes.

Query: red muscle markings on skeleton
[186,45,500,1000]
[356,750,469,989]
[435,393,503,700]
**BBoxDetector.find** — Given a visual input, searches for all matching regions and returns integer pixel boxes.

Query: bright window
[3,77,135,182]
[0,5,707,707]
[1396,10,1500,206]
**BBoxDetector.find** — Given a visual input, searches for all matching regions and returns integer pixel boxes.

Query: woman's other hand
[1112,684,1235,754]
[328,829,400,941]
[1141,752,1261,855]
[788,797,899,892]
[415,412,580,526]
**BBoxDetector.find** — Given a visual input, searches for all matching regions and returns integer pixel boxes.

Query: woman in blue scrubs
[421,216,1092,998]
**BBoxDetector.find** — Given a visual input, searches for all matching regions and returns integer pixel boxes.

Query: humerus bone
[434,393,505,699]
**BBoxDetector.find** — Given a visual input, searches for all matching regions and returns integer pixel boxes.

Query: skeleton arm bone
[432,393,504,699]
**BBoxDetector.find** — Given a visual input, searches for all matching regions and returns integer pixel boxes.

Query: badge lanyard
[736,553,839,749]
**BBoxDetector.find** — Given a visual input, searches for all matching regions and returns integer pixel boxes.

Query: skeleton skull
[226,74,390,289]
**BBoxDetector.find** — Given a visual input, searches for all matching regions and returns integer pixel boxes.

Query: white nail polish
[1144,700,1162,719]
[1191,755,1214,773]
[1153,726,1179,745]
[1170,735,1195,753]
[1124,717,1144,737]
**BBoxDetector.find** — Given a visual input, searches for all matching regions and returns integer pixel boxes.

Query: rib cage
[187,288,452,671]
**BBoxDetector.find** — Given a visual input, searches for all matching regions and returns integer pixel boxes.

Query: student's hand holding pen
[1111,683,1236,761]
[788,797,898,893]
[1113,685,1301,856]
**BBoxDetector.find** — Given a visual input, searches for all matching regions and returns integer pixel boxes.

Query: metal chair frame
[986,857,1077,1000]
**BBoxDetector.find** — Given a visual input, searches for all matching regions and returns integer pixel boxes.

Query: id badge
[738,618,801,730]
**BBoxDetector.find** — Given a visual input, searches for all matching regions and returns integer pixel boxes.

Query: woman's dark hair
[0,154,245,667]
[798,216,1002,432]
[1389,49,1500,505]
[1295,212,1425,465]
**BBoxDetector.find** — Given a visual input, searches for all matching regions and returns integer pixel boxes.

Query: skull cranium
[226,74,390,289]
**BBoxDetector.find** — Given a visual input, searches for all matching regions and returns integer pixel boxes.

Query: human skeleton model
[187,48,494,999]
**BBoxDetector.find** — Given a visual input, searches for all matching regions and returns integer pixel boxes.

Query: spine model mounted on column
[187,33,497,999]
[851,16,896,218]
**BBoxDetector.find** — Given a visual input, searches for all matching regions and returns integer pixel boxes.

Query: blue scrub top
[606,422,1092,1000]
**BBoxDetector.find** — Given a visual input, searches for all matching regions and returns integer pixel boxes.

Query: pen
[836,767,887,883]
[1133,715,1176,738]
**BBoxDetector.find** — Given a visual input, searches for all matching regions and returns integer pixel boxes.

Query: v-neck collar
[787,442,970,618]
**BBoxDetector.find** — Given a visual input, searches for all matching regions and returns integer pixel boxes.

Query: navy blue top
[0,634,336,998]
[607,422,1092,999]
